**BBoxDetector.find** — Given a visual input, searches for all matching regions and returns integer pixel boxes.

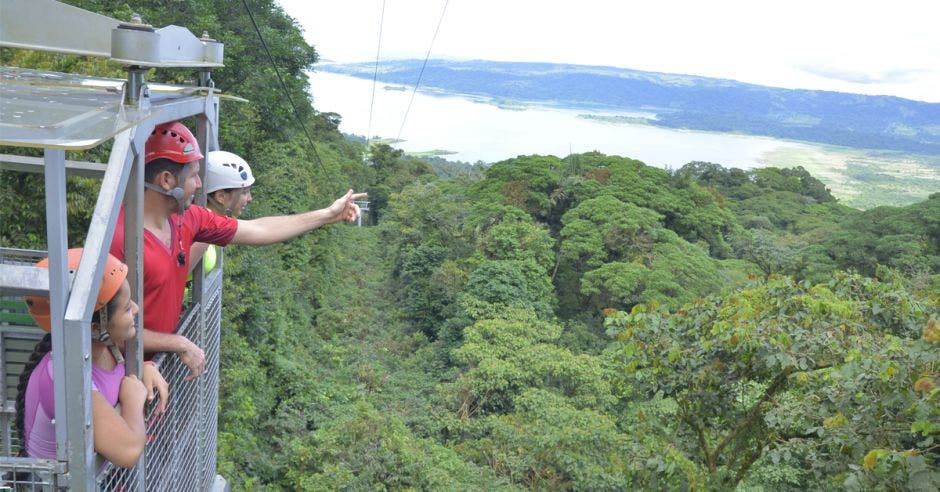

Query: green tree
[581,239,722,312]
[284,401,512,490]
[461,260,555,321]
[471,155,562,222]
[558,196,724,314]
[459,389,633,490]
[480,220,555,273]
[731,229,803,280]
[449,310,612,416]
[559,196,662,270]
[605,274,940,489]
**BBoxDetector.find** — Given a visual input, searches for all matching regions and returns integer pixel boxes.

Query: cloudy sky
[276,0,939,102]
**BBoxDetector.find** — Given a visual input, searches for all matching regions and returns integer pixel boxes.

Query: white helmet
[205,150,255,194]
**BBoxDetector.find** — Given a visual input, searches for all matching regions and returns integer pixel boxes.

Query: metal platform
[0,0,231,489]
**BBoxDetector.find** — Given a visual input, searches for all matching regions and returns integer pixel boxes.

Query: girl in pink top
[18,249,169,467]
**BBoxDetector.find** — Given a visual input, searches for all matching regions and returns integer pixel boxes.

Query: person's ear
[157,170,176,190]
[210,189,227,203]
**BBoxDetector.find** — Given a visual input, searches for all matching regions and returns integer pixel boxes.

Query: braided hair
[14,297,120,456]
[14,333,51,456]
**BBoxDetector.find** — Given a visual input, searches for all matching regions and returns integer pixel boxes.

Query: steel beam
[47,145,94,490]
[150,96,216,127]
[64,129,133,328]
[0,154,108,178]
[0,264,50,296]
[1,0,223,68]
[0,0,119,57]
[41,149,76,487]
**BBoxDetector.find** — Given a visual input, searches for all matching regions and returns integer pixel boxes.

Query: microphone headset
[145,182,184,200]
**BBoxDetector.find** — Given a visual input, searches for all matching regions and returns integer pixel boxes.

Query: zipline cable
[366,0,388,153]
[241,0,327,175]
[396,0,450,142]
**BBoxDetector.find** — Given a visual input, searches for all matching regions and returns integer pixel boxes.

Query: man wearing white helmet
[205,150,255,218]
[189,151,256,273]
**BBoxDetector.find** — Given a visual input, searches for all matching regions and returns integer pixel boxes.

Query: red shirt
[110,206,238,334]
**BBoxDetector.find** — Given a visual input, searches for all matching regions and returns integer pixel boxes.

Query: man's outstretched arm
[231,189,367,246]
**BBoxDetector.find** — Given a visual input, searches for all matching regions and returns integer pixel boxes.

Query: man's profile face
[232,187,252,217]
[176,161,203,211]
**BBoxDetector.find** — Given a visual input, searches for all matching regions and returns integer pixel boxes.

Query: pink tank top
[23,352,125,458]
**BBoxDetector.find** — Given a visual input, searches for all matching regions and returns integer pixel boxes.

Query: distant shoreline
[318,60,940,155]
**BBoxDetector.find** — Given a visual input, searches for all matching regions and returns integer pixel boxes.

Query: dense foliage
[606,274,938,489]
[2,2,937,490]
[372,150,939,489]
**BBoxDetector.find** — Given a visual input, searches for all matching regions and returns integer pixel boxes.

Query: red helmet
[145,121,205,165]
[24,249,128,331]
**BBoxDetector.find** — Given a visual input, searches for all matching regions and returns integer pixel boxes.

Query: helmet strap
[224,189,244,217]
[94,312,125,365]
[207,195,225,215]
[211,188,243,217]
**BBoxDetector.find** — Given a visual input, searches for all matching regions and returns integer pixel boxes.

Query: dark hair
[15,296,122,456]
[144,158,185,184]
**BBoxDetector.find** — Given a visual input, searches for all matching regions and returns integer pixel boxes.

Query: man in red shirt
[111,121,364,380]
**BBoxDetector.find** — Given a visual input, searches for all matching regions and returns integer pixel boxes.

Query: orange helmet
[145,121,204,165]
[24,249,128,331]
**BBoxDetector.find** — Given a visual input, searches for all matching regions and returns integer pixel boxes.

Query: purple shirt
[23,352,125,459]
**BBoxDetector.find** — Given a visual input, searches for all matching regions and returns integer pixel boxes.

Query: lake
[309,71,811,169]
[309,71,940,207]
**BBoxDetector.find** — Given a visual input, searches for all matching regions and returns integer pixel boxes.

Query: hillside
[321,59,940,154]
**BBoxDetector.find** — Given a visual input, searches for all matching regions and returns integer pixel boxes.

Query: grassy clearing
[405,149,458,157]
[760,146,940,209]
